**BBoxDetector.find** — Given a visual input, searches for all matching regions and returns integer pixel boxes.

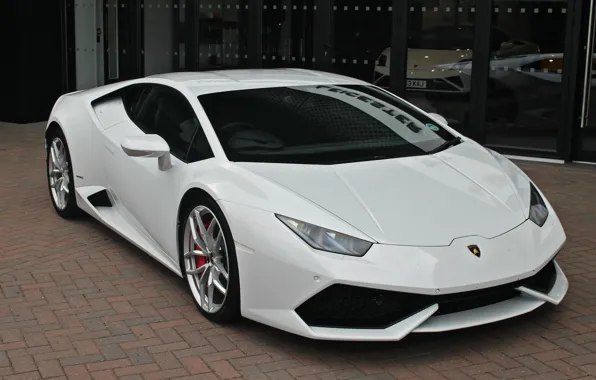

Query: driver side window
[130,85,206,161]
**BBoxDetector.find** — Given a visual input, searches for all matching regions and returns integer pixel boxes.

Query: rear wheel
[180,195,240,323]
[46,128,81,218]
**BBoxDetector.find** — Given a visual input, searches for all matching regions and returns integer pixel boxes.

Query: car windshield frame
[197,84,457,165]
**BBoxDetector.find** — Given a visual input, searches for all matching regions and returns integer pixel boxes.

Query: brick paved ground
[1,121,596,380]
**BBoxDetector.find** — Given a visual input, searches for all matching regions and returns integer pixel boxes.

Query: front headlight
[529,183,549,227]
[276,215,373,257]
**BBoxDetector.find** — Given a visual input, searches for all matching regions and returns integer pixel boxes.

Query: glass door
[329,0,393,88]
[103,0,131,83]
[576,0,596,162]
[262,0,315,69]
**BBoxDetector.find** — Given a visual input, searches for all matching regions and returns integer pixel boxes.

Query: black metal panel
[0,0,17,121]
[562,0,587,162]
[61,0,77,93]
[185,0,200,71]
[248,0,263,68]
[314,0,332,71]
[133,0,145,77]
[469,1,492,144]
[389,0,407,97]
[0,0,66,122]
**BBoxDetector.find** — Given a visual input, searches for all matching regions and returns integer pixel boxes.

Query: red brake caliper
[195,221,210,268]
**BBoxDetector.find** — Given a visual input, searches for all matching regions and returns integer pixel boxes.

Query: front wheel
[180,196,240,323]
[46,128,81,218]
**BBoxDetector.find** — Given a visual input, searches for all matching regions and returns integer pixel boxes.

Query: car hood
[235,142,529,246]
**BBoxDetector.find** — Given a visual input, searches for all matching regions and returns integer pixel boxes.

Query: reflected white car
[373,25,540,93]
[45,69,567,341]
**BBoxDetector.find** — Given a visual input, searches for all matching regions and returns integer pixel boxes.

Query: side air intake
[87,189,113,208]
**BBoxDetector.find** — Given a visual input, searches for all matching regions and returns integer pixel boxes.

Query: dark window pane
[186,126,215,162]
[485,1,568,151]
[579,10,596,157]
[121,85,148,119]
[134,86,197,160]
[330,1,393,88]
[198,0,249,70]
[143,0,249,74]
[144,0,175,75]
[405,0,476,135]
[133,88,162,134]
[262,0,315,69]
[198,84,457,165]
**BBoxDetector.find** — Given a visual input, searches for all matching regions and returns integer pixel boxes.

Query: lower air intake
[296,260,557,329]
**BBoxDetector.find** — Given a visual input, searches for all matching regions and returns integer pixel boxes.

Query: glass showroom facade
[53,0,596,161]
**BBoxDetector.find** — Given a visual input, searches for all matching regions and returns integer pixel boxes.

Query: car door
[103,83,214,259]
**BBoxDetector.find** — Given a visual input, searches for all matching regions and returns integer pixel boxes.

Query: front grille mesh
[296,260,557,329]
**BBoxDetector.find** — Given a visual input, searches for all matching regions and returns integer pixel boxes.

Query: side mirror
[121,135,173,171]
[428,113,448,126]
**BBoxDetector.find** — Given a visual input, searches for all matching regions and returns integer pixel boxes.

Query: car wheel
[180,195,240,323]
[46,128,81,218]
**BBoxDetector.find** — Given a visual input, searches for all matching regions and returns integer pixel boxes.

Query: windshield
[198,84,456,165]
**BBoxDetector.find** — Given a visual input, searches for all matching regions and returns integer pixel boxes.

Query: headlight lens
[276,215,373,256]
[529,183,549,227]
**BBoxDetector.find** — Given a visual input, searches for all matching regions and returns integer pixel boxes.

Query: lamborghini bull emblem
[468,245,481,258]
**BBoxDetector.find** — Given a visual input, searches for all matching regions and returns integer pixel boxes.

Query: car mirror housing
[120,135,173,171]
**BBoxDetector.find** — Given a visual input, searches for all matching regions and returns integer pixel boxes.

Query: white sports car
[45,69,568,341]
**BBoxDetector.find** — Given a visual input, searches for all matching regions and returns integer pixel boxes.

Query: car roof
[147,68,370,96]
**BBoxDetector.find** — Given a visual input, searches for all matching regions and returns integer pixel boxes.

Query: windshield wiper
[427,136,463,155]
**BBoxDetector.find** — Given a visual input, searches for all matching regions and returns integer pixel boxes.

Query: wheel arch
[44,121,78,189]
[45,120,67,149]
[176,187,216,273]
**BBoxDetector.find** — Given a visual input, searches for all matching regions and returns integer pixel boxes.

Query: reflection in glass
[262,1,315,69]
[331,1,392,86]
[404,1,476,134]
[143,0,249,75]
[144,0,175,75]
[107,1,119,80]
[579,9,596,156]
[199,1,249,70]
[486,1,568,150]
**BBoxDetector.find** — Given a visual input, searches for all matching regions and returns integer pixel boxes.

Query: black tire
[45,127,81,218]
[179,194,241,323]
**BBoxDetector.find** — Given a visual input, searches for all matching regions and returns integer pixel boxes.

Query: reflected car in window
[373,25,539,94]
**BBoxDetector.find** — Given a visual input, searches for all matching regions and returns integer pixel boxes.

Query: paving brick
[179,356,211,374]
[209,360,242,379]
[37,359,64,378]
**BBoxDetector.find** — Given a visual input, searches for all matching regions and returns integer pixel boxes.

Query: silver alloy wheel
[48,137,71,210]
[183,205,230,314]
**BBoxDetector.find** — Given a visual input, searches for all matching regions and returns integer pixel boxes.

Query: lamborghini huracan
[45,69,567,341]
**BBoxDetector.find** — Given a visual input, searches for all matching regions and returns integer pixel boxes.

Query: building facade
[2,0,595,163]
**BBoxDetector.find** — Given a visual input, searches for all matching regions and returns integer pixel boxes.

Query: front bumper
[304,259,567,341]
[221,201,567,341]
